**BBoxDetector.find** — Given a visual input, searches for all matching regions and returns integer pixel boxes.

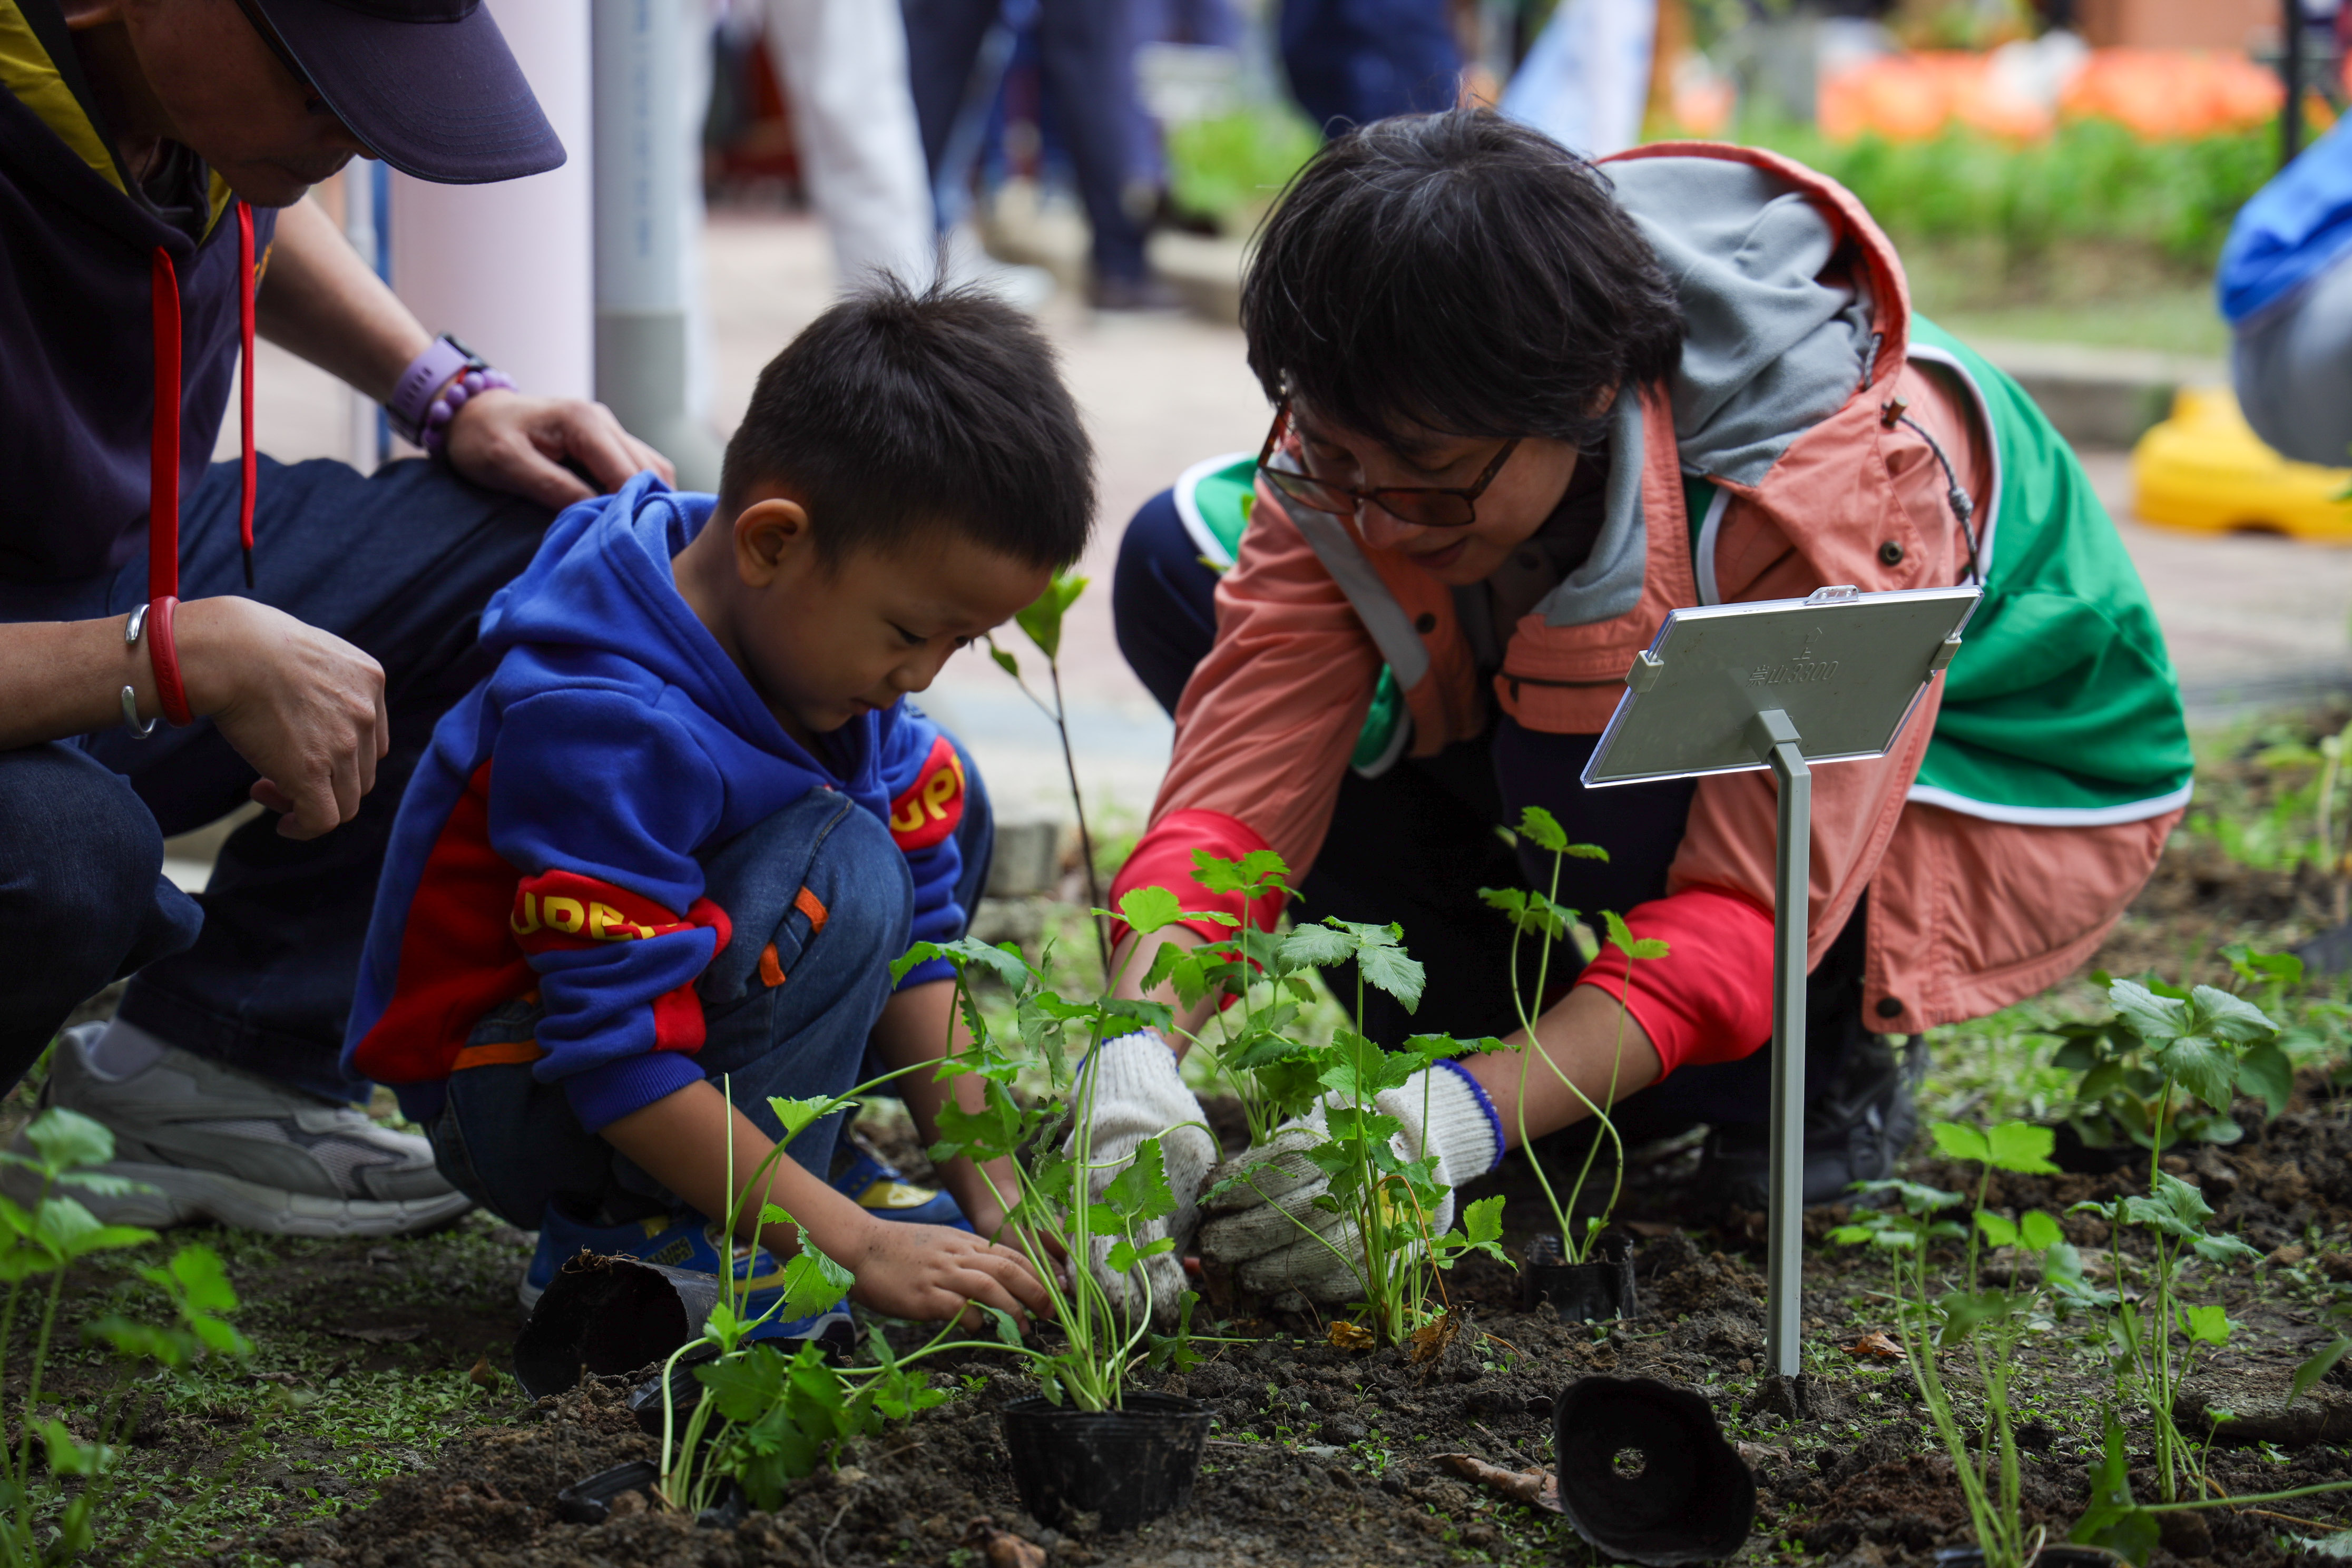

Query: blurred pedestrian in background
[1279,0,1463,134]
[906,0,1177,309]
[760,0,938,288]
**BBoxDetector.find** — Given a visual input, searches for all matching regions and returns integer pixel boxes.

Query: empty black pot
[554,1459,662,1524]
[1552,1376,1755,1565]
[1000,1391,1212,1533]
[513,1253,722,1399]
[1522,1234,1638,1321]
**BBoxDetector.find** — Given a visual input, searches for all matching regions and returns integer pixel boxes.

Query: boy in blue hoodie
[342,281,1087,1335]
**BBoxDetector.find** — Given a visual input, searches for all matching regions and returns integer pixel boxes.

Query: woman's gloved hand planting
[1066,1027,1218,1324]
[1196,1059,1503,1302]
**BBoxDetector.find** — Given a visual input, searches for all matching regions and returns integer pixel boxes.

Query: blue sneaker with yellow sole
[519,1203,855,1355]
[829,1131,973,1231]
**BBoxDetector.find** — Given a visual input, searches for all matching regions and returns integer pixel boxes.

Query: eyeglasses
[231,0,331,114]
[1256,394,1521,530]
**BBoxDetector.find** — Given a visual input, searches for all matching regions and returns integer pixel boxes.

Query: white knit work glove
[1065,1029,1217,1326]
[1195,1060,1502,1304]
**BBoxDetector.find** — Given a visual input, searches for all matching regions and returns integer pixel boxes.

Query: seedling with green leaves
[657,1065,1044,1515]
[2070,1407,2352,1564]
[2057,977,2272,1502]
[2046,974,2295,1155]
[986,572,1106,970]
[1831,1119,2071,1568]
[1478,806,1664,1264]
[0,1107,251,1565]
[1155,887,1507,1344]
[897,890,1227,1410]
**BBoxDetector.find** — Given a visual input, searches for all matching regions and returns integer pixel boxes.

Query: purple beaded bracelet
[422,367,517,458]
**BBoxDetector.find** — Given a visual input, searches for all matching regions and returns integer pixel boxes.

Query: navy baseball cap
[246,0,566,185]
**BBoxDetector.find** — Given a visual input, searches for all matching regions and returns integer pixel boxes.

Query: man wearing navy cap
[0,0,670,1237]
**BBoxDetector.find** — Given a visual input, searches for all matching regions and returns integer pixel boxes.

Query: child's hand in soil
[846,1219,1054,1329]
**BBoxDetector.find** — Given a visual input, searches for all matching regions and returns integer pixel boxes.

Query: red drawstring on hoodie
[144,199,257,728]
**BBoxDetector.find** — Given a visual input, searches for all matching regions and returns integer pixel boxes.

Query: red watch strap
[148,596,192,727]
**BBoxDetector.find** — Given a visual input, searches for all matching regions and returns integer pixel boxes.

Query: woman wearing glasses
[1075,109,2191,1309]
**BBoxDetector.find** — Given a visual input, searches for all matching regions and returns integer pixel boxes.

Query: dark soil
[238,1084,2352,1568]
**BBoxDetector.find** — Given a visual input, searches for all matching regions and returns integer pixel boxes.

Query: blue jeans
[903,0,1151,282]
[0,456,551,1096]
[1278,0,1461,137]
[427,748,994,1231]
[1112,485,1866,1135]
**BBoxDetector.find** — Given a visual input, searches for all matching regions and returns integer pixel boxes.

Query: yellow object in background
[2133,386,2352,541]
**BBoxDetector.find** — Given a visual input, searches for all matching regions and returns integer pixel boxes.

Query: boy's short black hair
[720,277,1094,568]
[1241,109,1682,452]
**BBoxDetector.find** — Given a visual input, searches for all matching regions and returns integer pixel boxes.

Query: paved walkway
[217,209,2352,871]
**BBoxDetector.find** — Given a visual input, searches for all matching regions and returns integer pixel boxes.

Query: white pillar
[388,0,595,404]
[593,0,723,488]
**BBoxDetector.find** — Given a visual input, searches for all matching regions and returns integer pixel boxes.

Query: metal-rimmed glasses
[1255,394,1521,528]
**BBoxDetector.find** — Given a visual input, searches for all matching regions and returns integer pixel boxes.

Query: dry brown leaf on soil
[1327,1320,1375,1351]
[965,1518,1045,1568]
[1432,1453,1563,1515]
[1407,1310,1464,1365]
[467,1356,501,1389]
[1845,1331,1905,1361]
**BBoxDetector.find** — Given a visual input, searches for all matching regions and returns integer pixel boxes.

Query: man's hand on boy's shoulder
[443,387,675,510]
[842,1218,1054,1330]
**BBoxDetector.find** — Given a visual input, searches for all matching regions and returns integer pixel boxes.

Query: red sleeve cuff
[1572,886,1775,1079]
[1108,809,1286,946]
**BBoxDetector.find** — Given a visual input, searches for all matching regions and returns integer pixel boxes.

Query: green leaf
[1099,1138,1177,1224]
[2178,1302,2232,1347]
[1190,847,1291,897]
[1279,923,1356,969]
[24,1108,113,1174]
[2018,1209,2064,1253]
[989,642,1020,679]
[1984,1120,2061,1175]
[2152,1034,2238,1112]
[2188,984,2279,1043]
[1013,574,1087,661]
[1936,1289,2013,1342]
[1564,842,1610,860]
[2153,1169,2216,1228]
[1515,806,1567,853]
[2238,1041,2295,1116]
[929,1083,1023,1164]
[1351,934,1425,1012]
[778,1241,854,1320]
[1105,1238,1140,1275]
[1930,1122,1991,1163]
[2192,1231,2263,1267]
[1118,885,1183,936]
[1600,909,1668,962]
[697,1340,792,1423]
[2071,1412,2159,1565]
[2109,978,2188,1044]
[984,1305,1025,1349]
[1459,1193,1505,1249]
[38,1420,109,1478]
[768,1095,841,1144]
[2294,1336,2352,1404]
[167,1244,239,1314]
[1975,1211,2019,1248]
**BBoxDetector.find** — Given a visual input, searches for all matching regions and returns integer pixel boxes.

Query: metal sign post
[1583,584,1980,1384]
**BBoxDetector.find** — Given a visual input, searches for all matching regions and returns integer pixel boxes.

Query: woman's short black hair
[719,277,1095,569]
[1241,109,1682,452]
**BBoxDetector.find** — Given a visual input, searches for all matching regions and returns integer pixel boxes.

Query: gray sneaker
[9,1024,473,1237]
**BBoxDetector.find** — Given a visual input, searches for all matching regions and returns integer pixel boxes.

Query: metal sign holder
[1581,583,1981,1383]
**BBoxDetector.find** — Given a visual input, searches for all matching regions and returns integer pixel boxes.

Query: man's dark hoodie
[0,0,273,586]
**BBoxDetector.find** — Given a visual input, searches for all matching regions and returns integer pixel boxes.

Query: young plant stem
[1505,878,1571,1255]
[1001,648,1109,977]
[2150,1077,2179,1502]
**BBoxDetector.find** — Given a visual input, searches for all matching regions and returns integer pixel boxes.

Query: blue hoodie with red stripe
[341,472,966,1131]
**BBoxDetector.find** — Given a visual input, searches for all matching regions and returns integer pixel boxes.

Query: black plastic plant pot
[1933,1549,2128,1567]
[1552,1376,1755,1565]
[553,1459,661,1524]
[999,1391,1213,1533]
[512,1253,721,1399]
[1522,1234,1638,1321]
